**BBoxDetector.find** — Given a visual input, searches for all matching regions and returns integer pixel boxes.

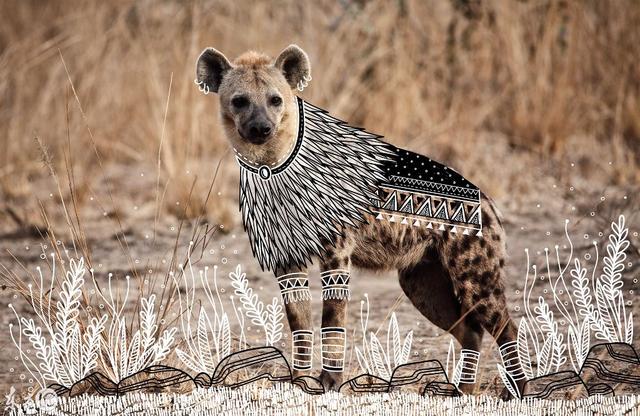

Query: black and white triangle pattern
[277,272,311,304]
[374,187,482,235]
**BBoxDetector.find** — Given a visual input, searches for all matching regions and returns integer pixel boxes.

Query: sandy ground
[0,171,638,397]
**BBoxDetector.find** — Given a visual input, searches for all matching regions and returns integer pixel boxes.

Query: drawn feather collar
[236,97,394,272]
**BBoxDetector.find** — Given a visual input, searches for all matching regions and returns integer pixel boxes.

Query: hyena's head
[196,45,311,166]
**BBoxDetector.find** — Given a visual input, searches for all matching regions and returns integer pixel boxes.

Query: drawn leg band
[499,341,525,381]
[457,349,480,384]
[291,330,314,371]
[277,272,311,304]
[320,269,350,301]
[321,327,346,372]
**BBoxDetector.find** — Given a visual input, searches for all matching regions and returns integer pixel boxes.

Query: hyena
[195,45,524,397]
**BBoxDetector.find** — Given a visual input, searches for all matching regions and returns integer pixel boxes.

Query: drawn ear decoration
[296,75,312,92]
[195,47,232,94]
[194,79,210,95]
[275,44,311,90]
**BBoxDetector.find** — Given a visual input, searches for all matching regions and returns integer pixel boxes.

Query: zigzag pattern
[375,188,482,234]
[277,272,311,304]
[388,176,480,201]
[320,269,351,300]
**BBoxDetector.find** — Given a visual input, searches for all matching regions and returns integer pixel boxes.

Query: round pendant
[258,165,272,180]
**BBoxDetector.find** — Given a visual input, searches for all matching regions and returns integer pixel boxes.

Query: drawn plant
[592,215,633,344]
[496,362,522,399]
[228,265,284,346]
[8,257,107,389]
[173,251,232,375]
[8,254,177,387]
[513,215,634,381]
[354,294,413,380]
[567,258,593,373]
[444,340,464,388]
[445,339,462,387]
[94,273,176,383]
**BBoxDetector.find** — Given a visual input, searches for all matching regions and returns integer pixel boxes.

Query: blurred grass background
[1,0,639,233]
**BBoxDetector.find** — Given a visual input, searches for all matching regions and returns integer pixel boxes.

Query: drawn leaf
[387,312,403,367]
[537,335,552,376]
[600,215,628,327]
[54,257,84,380]
[355,347,370,375]
[127,331,141,377]
[401,330,413,365]
[197,309,215,373]
[265,298,284,346]
[219,314,231,360]
[229,266,270,344]
[22,318,56,382]
[580,319,590,366]
[595,281,618,342]
[617,292,626,340]
[567,326,580,373]
[176,348,203,374]
[446,339,456,380]
[153,327,176,363]
[516,318,534,380]
[369,332,390,380]
[571,259,593,319]
[118,319,128,379]
[497,364,521,399]
[452,356,463,387]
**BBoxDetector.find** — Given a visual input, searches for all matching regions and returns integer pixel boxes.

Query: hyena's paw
[499,386,514,401]
[319,370,344,392]
[457,382,476,395]
[499,379,527,401]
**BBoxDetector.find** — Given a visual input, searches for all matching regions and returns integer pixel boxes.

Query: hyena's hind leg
[399,258,483,394]
[440,224,526,398]
[276,267,314,378]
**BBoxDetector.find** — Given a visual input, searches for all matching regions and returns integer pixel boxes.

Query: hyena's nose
[247,122,273,143]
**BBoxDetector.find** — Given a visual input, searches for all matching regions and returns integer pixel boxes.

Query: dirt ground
[1,160,638,397]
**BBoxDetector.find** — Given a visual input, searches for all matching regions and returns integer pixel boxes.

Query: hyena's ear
[195,48,233,94]
[274,44,311,91]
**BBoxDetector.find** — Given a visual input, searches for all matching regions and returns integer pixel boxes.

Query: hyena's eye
[231,96,249,108]
[270,96,282,106]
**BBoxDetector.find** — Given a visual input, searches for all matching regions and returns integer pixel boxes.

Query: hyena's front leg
[318,261,351,391]
[276,268,313,378]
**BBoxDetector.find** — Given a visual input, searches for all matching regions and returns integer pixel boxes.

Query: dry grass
[0,0,639,232]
